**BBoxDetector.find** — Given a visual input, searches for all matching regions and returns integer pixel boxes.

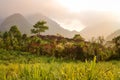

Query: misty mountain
[0,18,3,25]
[27,13,78,37]
[80,22,120,40]
[0,13,32,34]
[1,12,120,40]
[79,12,120,40]
[106,29,120,41]
[0,13,78,38]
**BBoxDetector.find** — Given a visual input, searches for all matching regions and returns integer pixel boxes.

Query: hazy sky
[0,0,120,31]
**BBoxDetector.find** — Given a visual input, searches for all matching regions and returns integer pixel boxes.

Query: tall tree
[97,36,105,45]
[9,25,21,39]
[73,34,84,41]
[31,21,48,36]
[3,31,11,50]
[113,36,120,57]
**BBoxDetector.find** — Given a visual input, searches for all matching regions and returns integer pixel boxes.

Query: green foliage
[0,49,59,64]
[3,31,9,39]
[0,20,119,80]
[0,50,119,80]
[31,21,48,35]
[9,25,21,39]
[0,21,119,61]
[73,34,84,41]
[112,35,120,59]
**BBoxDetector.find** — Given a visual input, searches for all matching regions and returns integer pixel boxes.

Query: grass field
[0,49,120,80]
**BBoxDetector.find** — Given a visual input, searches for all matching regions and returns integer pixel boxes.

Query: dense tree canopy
[9,25,21,39]
[73,34,84,41]
[113,36,120,57]
[0,20,119,61]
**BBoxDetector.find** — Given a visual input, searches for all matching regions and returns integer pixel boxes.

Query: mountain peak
[11,13,22,16]
[0,13,79,38]
[8,13,24,18]
[0,13,32,34]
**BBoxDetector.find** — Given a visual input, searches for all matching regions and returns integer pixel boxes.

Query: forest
[0,20,119,61]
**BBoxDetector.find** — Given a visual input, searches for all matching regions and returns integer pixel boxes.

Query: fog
[0,0,120,31]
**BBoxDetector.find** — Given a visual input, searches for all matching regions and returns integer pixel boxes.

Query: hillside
[79,12,120,40]
[0,13,32,34]
[0,18,3,25]
[27,13,79,38]
[80,22,120,40]
[106,29,120,41]
[0,13,79,38]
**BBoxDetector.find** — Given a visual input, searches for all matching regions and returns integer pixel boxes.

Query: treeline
[0,21,119,61]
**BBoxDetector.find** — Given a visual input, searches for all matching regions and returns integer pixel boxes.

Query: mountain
[79,11,120,40]
[0,13,32,34]
[0,18,3,25]
[80,22,120,40]
[0,13,79,38]
[27,13,79,38]
[106,29,120,41]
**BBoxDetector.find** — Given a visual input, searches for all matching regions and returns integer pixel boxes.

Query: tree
[3,31,9,39]
[97,36,105,45]
[113,36,120,58]
[0,31,2,38]
[73,34,84,41]
[9,25,22,39]
[7,25,22,50]
[31,21,48,35]
[3,31,11,50]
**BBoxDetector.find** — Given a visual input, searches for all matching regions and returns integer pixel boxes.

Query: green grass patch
[0,49,119,80]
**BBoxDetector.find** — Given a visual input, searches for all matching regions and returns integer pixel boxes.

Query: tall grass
[0,49,119,80]
[0,60,120,80]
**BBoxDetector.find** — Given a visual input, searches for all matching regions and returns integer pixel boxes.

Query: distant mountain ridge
[0,18,3,25]
[1,13,120,40]
[79,11,120,40]
[80,22,120,40]
[0,13,79,38]
[27,13,79,37]
[0,13,32,34]
[106,29,120,41]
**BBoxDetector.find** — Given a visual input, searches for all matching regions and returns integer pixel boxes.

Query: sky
[0,0,120,31]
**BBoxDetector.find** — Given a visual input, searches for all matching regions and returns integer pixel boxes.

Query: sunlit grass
[0,60,120,80]
[0,49,119,80]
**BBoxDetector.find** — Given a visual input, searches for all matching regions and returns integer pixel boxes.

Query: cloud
[0,0,68,17]
[0,0,86,31]
[0,0,120,31]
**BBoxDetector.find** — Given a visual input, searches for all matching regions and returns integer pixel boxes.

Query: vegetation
[31,21,48,35]
[0,49,119,80]
[111,36,120,59]
[0,21,119,61]
[0,20,119,79]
